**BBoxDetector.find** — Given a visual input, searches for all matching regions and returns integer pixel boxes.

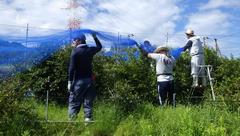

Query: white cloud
[183,0,240,57]
[185,10,230,35]
[0,0,69,36]
[80,0,181,44]
[0,0,181,45]
[184,8,240,57]
[171,9,232,53]
[200,0,240,10]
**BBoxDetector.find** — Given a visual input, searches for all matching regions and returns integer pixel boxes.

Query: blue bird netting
[0,28,183,79]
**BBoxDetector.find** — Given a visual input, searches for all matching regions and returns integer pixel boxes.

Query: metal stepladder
[196,65,216,101]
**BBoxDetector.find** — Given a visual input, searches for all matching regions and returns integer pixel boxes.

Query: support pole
[25,24,29,47]
[25,24,29,60]
[45,76,50,122]
[166,32,168,46]
[45,90,49,122]
[117,32,120,52]
[69,28,72,45]
[203,36,209,48]
[214,38,222,57]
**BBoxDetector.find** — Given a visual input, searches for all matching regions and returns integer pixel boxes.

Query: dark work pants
[157,80,175,106]
[68,78,96,119]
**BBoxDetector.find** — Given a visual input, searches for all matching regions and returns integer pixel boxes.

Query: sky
[0,0,240,57]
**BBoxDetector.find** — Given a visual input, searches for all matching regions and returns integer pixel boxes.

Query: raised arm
[183,40,193,51]
[92,33,102,52]
[136,43,149,57]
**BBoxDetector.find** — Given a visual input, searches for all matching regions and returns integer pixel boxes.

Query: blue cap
[143,40,151,46]
[73,33,86,41]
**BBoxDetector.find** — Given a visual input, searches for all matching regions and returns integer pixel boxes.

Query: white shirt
[188,36,204,56]
[148,53,175,82]
[76,44,87,48]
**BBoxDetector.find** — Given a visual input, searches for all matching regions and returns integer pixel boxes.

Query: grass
[3,99,240,136]
[26,99,240,136]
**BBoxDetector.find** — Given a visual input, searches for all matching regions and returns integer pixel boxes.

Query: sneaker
[84,118,93,126]
[191,83,199,88]
[84,118,92,122]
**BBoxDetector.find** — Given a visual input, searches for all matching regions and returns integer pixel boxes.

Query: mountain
[0,39,26,48]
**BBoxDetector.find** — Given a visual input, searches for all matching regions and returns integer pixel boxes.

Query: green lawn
[28,100,240,136]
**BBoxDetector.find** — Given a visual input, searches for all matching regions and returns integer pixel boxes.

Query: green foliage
[18,47,72,103]
[1,46,240,135]
[93,48,156,111]
[0,77,45,135]
[3,46,240,107]
[174,51,192,103]
[80,102,124,136]
[2,100,237,136]
[214,58,240,111]
[114,103,240,136]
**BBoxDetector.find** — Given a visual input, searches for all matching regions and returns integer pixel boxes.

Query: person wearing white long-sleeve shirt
[183,28,206,87]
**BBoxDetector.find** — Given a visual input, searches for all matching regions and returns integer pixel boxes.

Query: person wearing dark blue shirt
[68,33,102,121]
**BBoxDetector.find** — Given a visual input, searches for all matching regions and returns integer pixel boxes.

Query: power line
[108,4,147,31]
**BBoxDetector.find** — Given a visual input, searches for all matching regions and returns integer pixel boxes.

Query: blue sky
[0,0,240,57]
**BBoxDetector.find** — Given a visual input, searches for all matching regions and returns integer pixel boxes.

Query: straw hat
[154,46,169,53]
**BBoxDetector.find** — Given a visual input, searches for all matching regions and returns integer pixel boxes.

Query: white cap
[185,28,194,35]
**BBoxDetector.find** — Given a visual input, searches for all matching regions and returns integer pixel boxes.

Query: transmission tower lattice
[66,0,81,29]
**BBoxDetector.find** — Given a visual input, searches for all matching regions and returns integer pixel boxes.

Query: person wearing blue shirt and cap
[68,33,102,122]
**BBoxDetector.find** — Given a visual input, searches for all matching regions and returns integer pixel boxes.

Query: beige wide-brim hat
[154,46,169,53]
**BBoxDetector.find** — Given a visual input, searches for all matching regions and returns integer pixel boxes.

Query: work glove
[68,81,72,92]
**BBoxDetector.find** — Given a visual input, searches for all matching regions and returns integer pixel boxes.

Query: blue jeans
[157,80,175,106]
[68,78,96,119]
